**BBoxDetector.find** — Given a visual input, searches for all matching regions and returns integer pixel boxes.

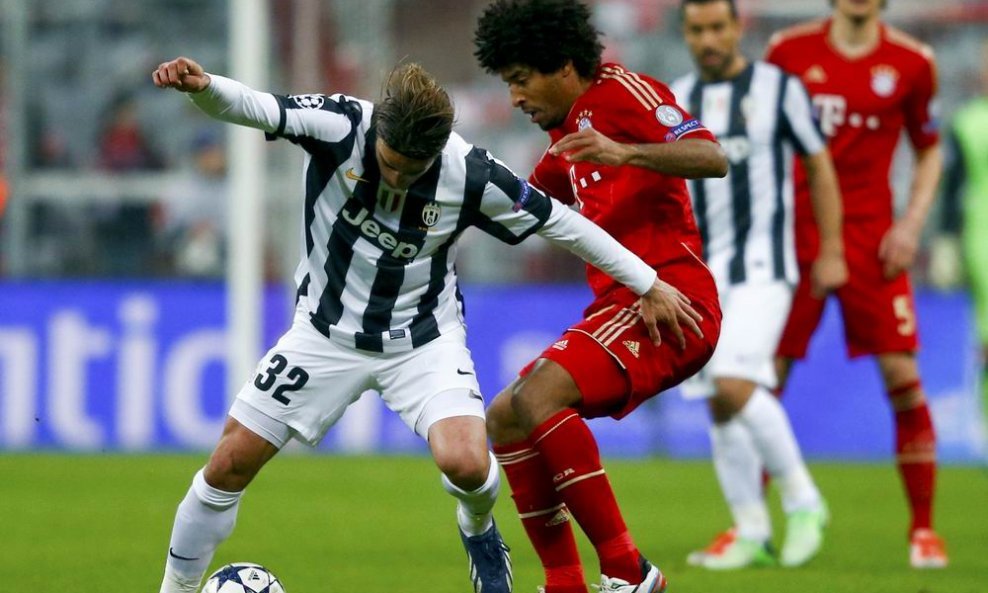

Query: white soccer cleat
[909,528,948,569]
[593,557,667,593]
[780,501,829,567]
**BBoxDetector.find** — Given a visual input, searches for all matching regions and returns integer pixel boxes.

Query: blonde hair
[374,63,455,160]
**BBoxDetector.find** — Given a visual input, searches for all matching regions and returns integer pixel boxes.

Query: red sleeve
[601,79,716,145]
[903,52,940,151]
[530,148,575,205]
[764,36,788,69]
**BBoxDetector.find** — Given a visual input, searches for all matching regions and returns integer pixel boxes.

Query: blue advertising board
[0,281,983,462]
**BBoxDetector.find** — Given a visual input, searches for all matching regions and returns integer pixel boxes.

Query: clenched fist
[152,56,210,93]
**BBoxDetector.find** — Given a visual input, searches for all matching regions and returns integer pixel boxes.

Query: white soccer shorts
[681,281,793,399]
[230,311,484,448]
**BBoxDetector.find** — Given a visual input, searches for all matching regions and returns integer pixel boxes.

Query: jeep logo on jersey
[290,94,325,109]
[421,203,441,227]
[341,205,419,260]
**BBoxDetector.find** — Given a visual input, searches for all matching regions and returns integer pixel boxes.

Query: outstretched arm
[152,56,282,133]
[550,128,728,179]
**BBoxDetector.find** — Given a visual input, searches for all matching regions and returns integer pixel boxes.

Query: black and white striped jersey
[190,75,656,353]
[671,61,825,287]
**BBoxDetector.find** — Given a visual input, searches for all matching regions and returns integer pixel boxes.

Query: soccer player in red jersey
[475,1,728,591]
[766,0,947,568]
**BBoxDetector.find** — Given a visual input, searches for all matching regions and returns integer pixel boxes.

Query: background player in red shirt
[766,0,947,568]
[475,1,728,591]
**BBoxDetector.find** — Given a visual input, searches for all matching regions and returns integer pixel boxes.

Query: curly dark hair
[474,0,604,78]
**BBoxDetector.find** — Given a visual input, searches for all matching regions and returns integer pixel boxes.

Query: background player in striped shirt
[475,1,728,591]
[152,56,701,593]
[671,0,846,570]
[766,0,948,568]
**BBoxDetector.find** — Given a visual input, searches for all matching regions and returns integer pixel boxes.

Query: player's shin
[888,382,937,533]
[160,469,243,593]
[530,410,641,584]
[441,451,500,536]
[737,387,821,512]
[710,420,771,542]
[494,440,585,592]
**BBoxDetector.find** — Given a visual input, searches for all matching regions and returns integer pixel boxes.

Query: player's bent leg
[514,358,655,588]
[877,353,947,568]
[160,415,283,593]
[489,382,586,593]
[429,413,513,593]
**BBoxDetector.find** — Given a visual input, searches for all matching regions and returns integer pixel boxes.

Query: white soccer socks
[710,419,771,541]
[160,469,243,593]
[737,387,820,513]
[442,451,500,536]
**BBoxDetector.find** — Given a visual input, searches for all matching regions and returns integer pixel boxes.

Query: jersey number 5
[892,295,916,337]
[254,354,310,404]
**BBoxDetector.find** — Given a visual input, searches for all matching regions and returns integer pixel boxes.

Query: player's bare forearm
[624,139,728,179]
[803,148,844,256]
[803,148,848,294]
[902,143,943,231]
[550,129,726,178]
[878,144,942,278]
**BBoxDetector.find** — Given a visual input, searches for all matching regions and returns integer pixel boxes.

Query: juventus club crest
[421,202,442,227]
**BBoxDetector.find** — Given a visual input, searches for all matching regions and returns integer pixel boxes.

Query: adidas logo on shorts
[552,339,569,351]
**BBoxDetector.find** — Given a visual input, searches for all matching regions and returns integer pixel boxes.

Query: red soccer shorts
[520,255,721,419]
[778,218,920,360]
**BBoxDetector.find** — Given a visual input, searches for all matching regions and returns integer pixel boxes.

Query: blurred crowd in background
[0,0,985,285]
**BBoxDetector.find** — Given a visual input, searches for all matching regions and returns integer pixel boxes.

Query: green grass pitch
[1,454,985,593]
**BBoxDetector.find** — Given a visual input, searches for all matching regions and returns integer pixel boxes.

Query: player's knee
[436,447,489,491]
[485,391,517,444]
[203,451,251,492]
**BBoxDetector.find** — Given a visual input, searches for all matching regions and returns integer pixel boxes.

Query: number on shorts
[892,295,916,336]
[253,354,310,405]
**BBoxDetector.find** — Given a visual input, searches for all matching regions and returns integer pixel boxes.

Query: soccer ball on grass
[201,563,285,593]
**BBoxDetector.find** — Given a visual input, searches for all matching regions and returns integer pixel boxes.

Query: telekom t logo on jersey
[813,94,882,137]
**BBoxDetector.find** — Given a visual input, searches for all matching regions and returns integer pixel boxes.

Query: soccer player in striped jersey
[671,0,847,569]
[475,1,728,591]
[766,0,947,568]
[151,57,705,593]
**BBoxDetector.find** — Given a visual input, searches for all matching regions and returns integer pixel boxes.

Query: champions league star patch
[655,105,684,127]
[290,94,325,109]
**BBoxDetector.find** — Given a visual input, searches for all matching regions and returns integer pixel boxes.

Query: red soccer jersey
[766,20,939,226]
[531,63,717,302]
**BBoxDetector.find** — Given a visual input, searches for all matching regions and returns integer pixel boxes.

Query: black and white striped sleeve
[188,74,354,145]
[780,75,826,156]
[470,151,656,294]
[472,154,554,245]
